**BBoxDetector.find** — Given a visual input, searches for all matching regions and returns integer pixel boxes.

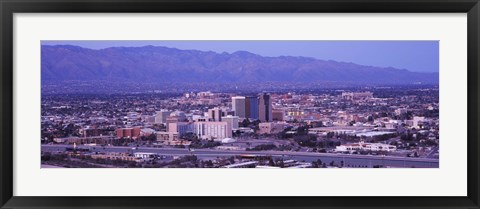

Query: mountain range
[41,45,438,84]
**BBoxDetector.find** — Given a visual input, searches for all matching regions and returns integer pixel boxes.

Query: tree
[247,144,277,151]
[228,156,235,164]
[367,116,374,122]
[241,118,251,127]
[316,159,322,166]
[401,132,414,141]
[268,159,275,166]
[297,126,309,135]
[277,160,285,168]
[293,134,318,148]
[41,152,52,161]
[326,132,335,139]
[146,133,157,141]
[311,159,322,168]
[183,132,198,141]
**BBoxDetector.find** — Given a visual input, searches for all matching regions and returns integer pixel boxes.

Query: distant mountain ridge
[41,45,438,84]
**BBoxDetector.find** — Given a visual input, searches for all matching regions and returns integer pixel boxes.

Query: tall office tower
[222,115,240,129]
[258,93,272,122]
[155,110,171,124]
[208,107,224,122]
[245,96,259,120]
[231,96,246,118]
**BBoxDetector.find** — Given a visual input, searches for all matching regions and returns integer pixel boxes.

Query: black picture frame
[1,0,479,208]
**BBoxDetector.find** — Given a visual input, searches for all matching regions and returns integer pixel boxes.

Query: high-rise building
[259,93,272,122]
[168,121,232,140]
[193,121,232,140]
[232,96,246,118]
[222,115,240,129]
[208,107,225,122]
[245,96,259,120]
[155,110,171,124]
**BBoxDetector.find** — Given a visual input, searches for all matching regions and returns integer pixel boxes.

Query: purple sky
[41,40,439,73]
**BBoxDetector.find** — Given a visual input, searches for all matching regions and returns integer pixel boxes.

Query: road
[41,144,439,168]
[426,146,439,158]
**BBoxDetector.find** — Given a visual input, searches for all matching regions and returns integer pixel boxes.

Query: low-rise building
[156,131,179,141]
[53,136,115,144]
[413,116,426,128]
[168,122,194,135]
[335,141,396,152]
[140,128,156,136]
[90,152,138,162]
[215,145,244,151]
[134,152,157,159]
[257,122,288,134]
[115,127,141,139]
[341,91,373,101]
[272,110,285,121]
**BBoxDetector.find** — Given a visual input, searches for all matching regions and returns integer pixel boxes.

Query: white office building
[222,115,239,129]
[193,121,232,140]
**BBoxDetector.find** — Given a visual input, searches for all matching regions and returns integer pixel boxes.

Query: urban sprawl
[41,86,439,168]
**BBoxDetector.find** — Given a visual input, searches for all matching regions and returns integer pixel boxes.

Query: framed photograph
[1,0,479,208]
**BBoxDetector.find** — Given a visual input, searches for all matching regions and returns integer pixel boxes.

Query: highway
[41,144,439,168]
[426,146,439,158]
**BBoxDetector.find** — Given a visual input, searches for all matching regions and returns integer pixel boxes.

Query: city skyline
[41,41,439,168]
[42,88,439,168]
